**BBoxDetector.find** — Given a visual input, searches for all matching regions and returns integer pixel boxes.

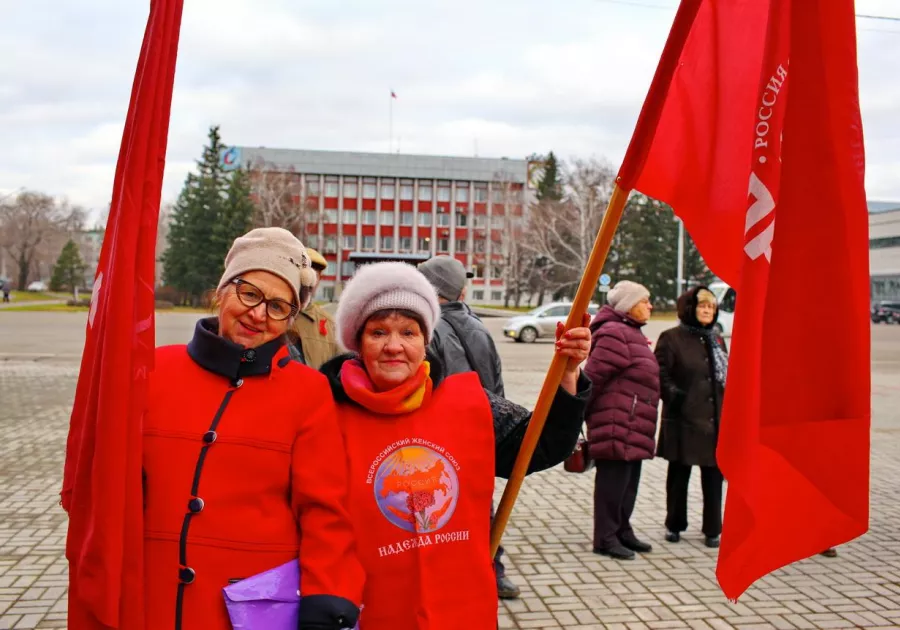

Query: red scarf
[340,359,432,415]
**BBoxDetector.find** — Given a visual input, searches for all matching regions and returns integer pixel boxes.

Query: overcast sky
[1,0,898,215]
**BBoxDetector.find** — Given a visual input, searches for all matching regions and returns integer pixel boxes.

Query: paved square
[1,311,899,629]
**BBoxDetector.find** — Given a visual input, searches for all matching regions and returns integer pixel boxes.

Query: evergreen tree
[536,151,563,201]
[163,126,254,304]
[50,239,87,294]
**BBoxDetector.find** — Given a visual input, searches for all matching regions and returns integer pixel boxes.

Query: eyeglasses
[231,278,298,321]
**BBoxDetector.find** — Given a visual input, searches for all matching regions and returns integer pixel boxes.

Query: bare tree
[0,191,85,289]
[523,158,615,297]
[246,159,318,238]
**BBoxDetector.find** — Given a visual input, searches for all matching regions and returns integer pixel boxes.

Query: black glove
[298,594,360,630]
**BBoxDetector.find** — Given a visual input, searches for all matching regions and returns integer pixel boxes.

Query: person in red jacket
[140,227,363,629]
[320,262,593,630]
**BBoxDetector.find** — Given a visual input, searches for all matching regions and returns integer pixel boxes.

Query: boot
[497,575,521,599]
[704,536,720,548]
[665,531,680,543]
[593,544,636,560]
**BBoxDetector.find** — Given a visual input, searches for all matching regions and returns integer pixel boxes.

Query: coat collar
[187,317,286,382]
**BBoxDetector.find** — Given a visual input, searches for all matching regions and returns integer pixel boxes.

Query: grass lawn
[1,303,88,313]
[8,290,76,302]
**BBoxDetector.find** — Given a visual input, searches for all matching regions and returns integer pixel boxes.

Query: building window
[399,237,412,252]
[472,215,487,228]
[400,211,414,226]
[437,186,451,202]
[343,235,356,249]
[380,211,395,226]
[492,188,504,203]
[381,183,396,200]
[472,290,484,301]
[455,239,468,253]
[342,261,357,276]
[437,213,451,227]
[343,180,358,198]
[321,285,335,301]
[492,215,505,228]
[324,236,337,254]
[418,213,432,227]
[473,263,485,278]
[324,209,338,224]
[305,176,320,196]
[325,181,339,197]
[400,183,414,200]
[362,235,376,251]
[456,185,469,202]
[455,213,468,227]
[437,238,449,253]
[492,263,504,278]
[342,209,357,225]
[474,239,486,253]
[363,183,377,199]
[381,236,394,250]
[418,237,431,252]
[491,291,503,301]
[362,210,376,225]
[419,185,433,201]
[324,261,337,276]
[306,234,318,248]
[474,186,488,202]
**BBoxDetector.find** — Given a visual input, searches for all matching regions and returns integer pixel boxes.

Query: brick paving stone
[2,315,900,629]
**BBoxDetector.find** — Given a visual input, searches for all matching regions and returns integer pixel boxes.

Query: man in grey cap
[418,255,520,599]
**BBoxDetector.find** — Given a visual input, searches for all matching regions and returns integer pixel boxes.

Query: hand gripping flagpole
[490,183,631,556]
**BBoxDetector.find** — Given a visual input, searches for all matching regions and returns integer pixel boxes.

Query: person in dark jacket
[419,255,519,597]
[320,261,592,628]
[655,286,729,548]
[584,281,660,560]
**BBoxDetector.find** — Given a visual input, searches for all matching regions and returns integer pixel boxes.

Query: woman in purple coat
[584,281,661,560]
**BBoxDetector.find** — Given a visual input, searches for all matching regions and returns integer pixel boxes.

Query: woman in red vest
[321,262,592,629]
[136,228,363,629]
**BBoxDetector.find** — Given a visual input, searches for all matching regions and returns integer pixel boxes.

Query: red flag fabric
[618,0,870,600]
[61,1,184,627]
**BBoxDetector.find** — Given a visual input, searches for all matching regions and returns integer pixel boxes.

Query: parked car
[26,281,48,292]
[871,301,900,324]
[503,301,600,343]
[708,281,735,337]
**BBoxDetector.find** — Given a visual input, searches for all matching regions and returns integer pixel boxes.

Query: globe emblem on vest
[373,445,459,533]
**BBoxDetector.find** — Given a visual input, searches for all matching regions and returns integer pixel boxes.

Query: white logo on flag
[89,272,103,329]
[744,172,775,263]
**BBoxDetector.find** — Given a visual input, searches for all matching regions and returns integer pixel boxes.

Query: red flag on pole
[61,1,184,627]
[618,0,870,600]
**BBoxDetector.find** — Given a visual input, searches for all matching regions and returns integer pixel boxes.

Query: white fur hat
[336,262,440,352]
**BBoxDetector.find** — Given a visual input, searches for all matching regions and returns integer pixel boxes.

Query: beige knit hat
[607,280,651,313]
[217,227,318,310]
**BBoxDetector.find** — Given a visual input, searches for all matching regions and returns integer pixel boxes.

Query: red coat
[141,319,363,629]
[335,370,498,630]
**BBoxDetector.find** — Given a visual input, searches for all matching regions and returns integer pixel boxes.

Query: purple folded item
[223,560,361,630]
[224,560,300,629]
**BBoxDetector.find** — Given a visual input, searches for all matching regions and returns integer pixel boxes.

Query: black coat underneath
[319,351,592,478]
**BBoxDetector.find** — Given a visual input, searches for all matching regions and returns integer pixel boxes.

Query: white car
[503,301,600,343]
[708,281,735,337]
[27,280,48,292]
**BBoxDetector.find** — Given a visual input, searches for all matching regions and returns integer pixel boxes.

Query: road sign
[599,273,611,286]
[599,285,610,293]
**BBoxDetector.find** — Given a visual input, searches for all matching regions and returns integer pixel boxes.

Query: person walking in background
[655,286,729,549]
[419,255,519,598]
[289,247,340,370]
[584,281,660,560]
[320,261,592,628]
[1,280,10,303]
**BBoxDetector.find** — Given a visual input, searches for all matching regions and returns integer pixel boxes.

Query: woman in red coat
[142,228,363,629]
[321,262,593,630]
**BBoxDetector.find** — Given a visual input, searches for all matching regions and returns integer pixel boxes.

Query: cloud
[0,0,898,216]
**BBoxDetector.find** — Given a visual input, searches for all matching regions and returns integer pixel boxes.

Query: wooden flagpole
[490,182,632,556]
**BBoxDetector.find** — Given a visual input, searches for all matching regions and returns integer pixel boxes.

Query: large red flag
[61,1,184,627]
[618,0,870,600]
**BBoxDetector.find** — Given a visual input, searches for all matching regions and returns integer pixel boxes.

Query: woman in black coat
[655,286,728,548]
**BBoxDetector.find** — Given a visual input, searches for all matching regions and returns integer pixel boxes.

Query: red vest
[338,372,498,630]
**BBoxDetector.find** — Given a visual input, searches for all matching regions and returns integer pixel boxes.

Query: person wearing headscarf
[655,286,729,549]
